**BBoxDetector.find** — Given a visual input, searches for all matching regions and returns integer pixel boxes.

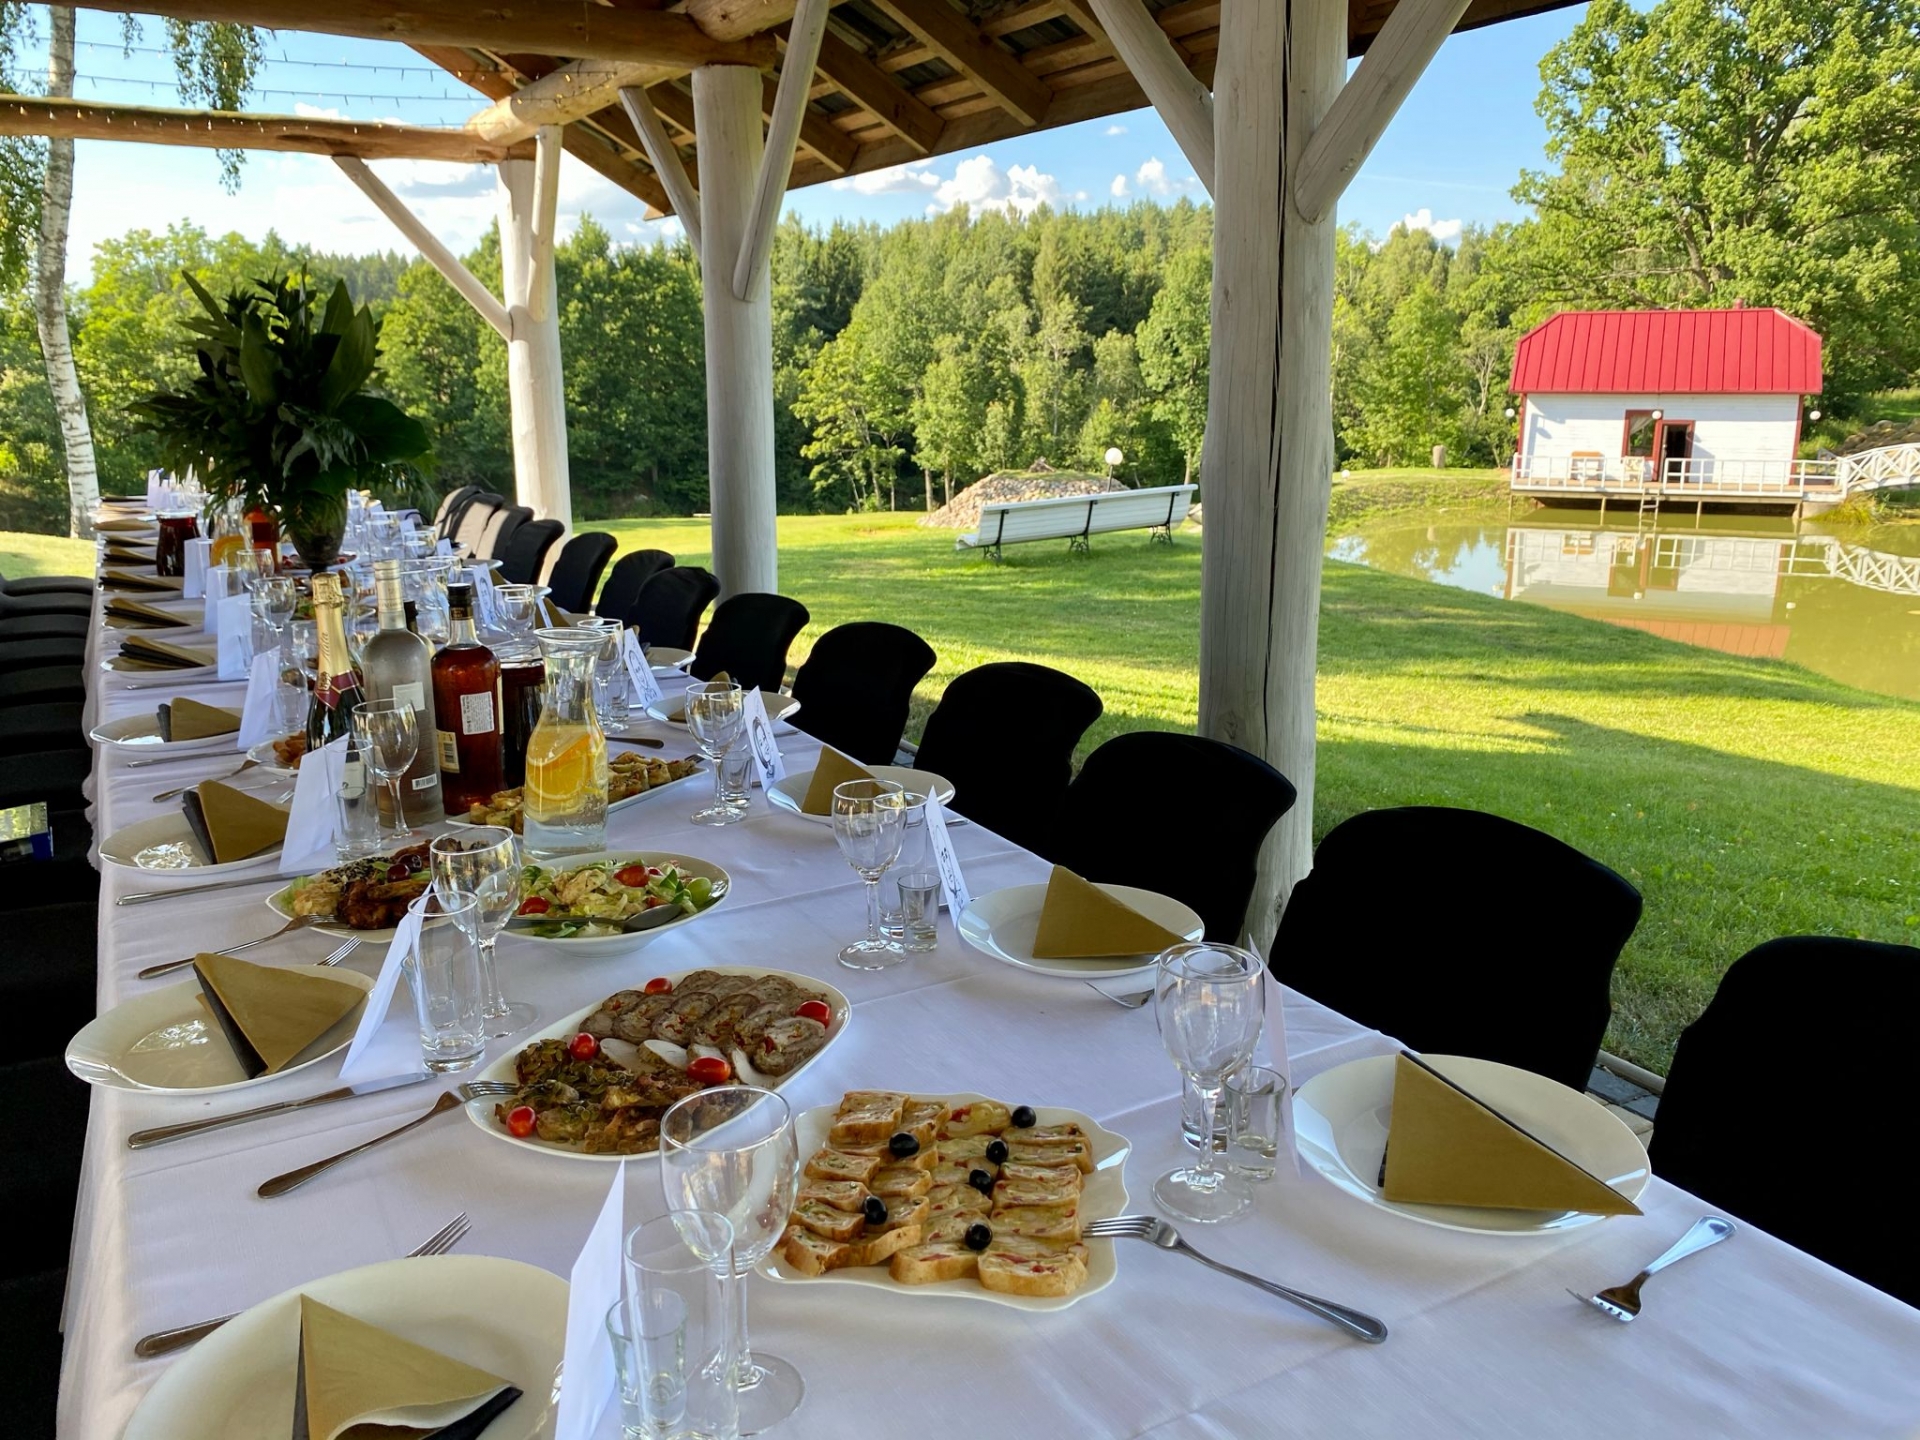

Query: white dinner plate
[100,655,219,688]
[123,1256,565,1440]
[759,1093,1131,1311]
[245,735,306,773]
[464,964,853,1161]
[1292,1053,1651,1235]
[646,690,802,735]
[99,810,286,875]
[646,644,694,675]
[510,851,732,958]
[89,711,239,756]
[766,765,956,823]
[958,883,1205,979]
[65,966,374,1094]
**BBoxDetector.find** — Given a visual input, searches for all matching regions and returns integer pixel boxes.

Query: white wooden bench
[956,484,1197,561]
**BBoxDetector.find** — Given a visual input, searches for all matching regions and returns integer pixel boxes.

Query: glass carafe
[523,627,610,859]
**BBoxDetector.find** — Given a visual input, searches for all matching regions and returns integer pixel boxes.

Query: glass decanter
[522,627,610,859]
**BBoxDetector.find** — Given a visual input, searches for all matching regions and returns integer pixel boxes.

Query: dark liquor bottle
[432,582,503,814]
[305,572,366,750]
[360,559,443,826]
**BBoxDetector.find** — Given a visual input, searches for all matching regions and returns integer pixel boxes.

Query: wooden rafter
[761,73,854,174]
[866,0,1053,127]
[737,0,832,301]
[808,27,943,155]
[1087,0,1213,195]
[619,85,703,249]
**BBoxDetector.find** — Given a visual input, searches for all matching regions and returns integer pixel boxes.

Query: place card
[336,895,429,1084]
[622,629,664,710]
[923,792,971,915]
[216,594,254,680]
[740,687,786,785]
[465,564,502,629]
[237,650,279,749]
[181,537,212,599]
[280,734,346,874]
[433,535,453,557]
[554,1162,626,1440]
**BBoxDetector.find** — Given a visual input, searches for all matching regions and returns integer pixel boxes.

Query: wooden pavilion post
[496,125,573,529]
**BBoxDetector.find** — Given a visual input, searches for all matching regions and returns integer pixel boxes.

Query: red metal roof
[1509,308,1822,395]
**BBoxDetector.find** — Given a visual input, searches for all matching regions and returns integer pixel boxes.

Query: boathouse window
[1624,410,1658,457]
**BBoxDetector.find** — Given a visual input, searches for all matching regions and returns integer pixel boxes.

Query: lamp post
[1104,445,1124,480]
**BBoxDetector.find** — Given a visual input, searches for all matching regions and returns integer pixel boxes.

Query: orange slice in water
[209,533,246,566]
[527,732,599,810]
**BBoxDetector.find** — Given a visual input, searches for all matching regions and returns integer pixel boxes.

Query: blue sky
[21,6,1587,281]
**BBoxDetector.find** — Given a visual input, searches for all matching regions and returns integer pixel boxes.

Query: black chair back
[484,504,534,562]
[689,593,812,694]
[1057,732,1295,942]
[450,491,505,555]
[0,666,86,708]
[498,518,563,584]
[0,613,91,642]
[544,533,618,613]
[790,623,937,765]
[912,662,1102,855]
[1272,806,1641,1091]
[597,550,675,621]
[1651,936,1919,1306]
[0,639,86,675]
[629,567,720,652]
[432,484,480,538]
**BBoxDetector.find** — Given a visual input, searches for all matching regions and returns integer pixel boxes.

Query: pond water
[1329,506,1920,702]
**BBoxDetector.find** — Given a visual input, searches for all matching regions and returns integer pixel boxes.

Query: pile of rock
[920,466,1127,529]
[1832,418,1920,456]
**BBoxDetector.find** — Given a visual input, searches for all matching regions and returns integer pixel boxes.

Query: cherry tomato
[387,863,410,882]
[645,866,664,879]
[687,1055,732,1086]
[643,977,674,995]
[506,1105,537,1138]
[517,896,550,916]
[568,1032,600,1061]
[615,864,650,887]
[793,999,831,1025]
[643,895,666,909]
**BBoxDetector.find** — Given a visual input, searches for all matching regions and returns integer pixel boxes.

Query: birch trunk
[34,7,98,541]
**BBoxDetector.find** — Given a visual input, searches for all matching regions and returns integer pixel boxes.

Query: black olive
[968,1167,995,1195]
[888,1132,920,1158]
[863,1196,887,1225]
[964,1222,992,1252]
[984,1138,1009,1165]
[1010,1105,1037,1129]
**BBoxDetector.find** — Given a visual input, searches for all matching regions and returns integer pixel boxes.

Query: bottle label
[411,773,438,791]
[438,730,460,773]
[315,670,356,710]
[460,691,497,736]
[389,681,426,714]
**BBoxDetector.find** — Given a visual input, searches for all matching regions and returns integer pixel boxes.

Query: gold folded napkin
[292,1296,522,1440]
[158,697,240,741]
[191,954,364,1078]
[710,669,732,684]
[802,747,875,814]
[113,635,214,671]
[182,779,287,864]
[1379,1053,1641,1215]
[95,517,157,533]
[100,568,182,591]
[105,598,189,629]
[1029,866,1188,959]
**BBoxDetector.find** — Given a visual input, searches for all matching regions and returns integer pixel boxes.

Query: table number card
[215,595,254,680]
[280,734,346,874]
[337,895,429,1084]
[740,687,786,785]
[236,650,279,748]
[621,629,664,711]
[554,1162,626,1440]
[181,537,212,600]
[923,792,972,915]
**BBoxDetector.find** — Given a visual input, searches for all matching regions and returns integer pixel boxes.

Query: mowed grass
[16,509,1918,1071]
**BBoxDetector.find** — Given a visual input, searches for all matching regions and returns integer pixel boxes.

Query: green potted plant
[130,271,433,571]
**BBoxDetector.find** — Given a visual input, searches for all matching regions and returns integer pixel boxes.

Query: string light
[76,37,503,82]
[70,72,476,107]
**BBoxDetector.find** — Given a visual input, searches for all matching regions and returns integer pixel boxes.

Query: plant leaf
[319,308,377,412]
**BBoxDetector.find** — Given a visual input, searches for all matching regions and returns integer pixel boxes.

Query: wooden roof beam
[865,0,1053,127]
[467,59,677,145]
[0,93,533,162]
[761,72,854,174]
[807,26,944,155]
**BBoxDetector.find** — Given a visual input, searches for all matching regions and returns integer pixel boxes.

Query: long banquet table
[64,592,1920,1439]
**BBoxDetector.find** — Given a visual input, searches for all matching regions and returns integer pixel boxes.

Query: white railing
[1836,442,1920,494]
[1503,526,1920,597]
[1511,454,1840,495]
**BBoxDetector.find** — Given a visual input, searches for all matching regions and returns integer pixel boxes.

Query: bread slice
[839,1090,909,1113]
[893,1113,940,1150]
[977,1241,1090,1298]
[1010,1122,1087,1146]
[779,1224,851,1277]
[925,1183,993,1221]
[803,1149,883,1185]
[870,1163,933,1200]
[792,1199,867,1243]
[798,1178,871,1213]
[990,1201,1081,1244]
[900,1098,947,1132]
[932,1161,994,1189]
[844,1223,923,1268]
[923,1213,981,1246]
[1005,1137,1094,1174]
[889,1241,980,1285]
[937,1100,1012,1138]
[990,1172,1082,1209]
[830,1100,908,1148]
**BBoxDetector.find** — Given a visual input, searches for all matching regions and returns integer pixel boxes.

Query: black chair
[790,623,937,765]
[1271,807,1642,1091]
[597,550,675,622]
[2,904,97,1053]
[431,484,481,539]
[0,751,91,810]
[1056,733,1296,942]
[688,593,811,694]
[1651,936,1919,1307]
[629,567,720,652]
[2,569,93,598]
[913,662,1103,855]
[0,638,87,674]
[544,532,617,613]
[485,505,535,564]
[0,612,89,644]
[450,491,505,555]
[0,702,85,754]
[1,591,93,620]
[498,518,565,585]
[0,667,86,709]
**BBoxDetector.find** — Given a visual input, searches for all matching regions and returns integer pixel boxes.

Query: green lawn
[14,503,1917,1072]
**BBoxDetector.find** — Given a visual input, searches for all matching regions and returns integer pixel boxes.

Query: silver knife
[125,1072,433,1149]
[116,874,285,906]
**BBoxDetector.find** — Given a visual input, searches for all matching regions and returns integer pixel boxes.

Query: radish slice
[599,1038,643,1071]
[643,1039,689,1069]
[730,1046,769,1088]
[689,1042,727,1063]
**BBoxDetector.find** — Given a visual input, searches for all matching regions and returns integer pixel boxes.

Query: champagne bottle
[432,582,503,814]
[361,559,444,826]
[305,572,366,750]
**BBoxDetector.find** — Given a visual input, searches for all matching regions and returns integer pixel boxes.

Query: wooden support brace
[1088,0,1214,196]
[735,0,832,302]
[1292,0,1472,222]
[618,86,703,250]
[331,155,511,339]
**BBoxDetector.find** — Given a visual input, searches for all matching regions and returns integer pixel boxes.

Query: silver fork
[1570,1215,1735,1322]
[151,758,259,802]
[255,1083,518,1198]
[136,914,330,979]
[132,1212,471,1358]
[1082,1215,1389,1343]
[1085,982,1152,1009]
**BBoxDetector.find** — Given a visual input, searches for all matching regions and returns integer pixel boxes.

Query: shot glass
[719,747,753,813]
[406,891,486,1073]
[1223,1065,1287,1181]
[620,1211,740,1440]
[332,741,382,859]
[885,869,941,952]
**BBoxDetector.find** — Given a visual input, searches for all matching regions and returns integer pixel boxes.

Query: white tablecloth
[63,590,1920,1439]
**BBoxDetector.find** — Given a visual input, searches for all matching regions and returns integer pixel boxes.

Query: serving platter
[766,764,956,823]
[958,883,1204,980]
[1292,1053,1651,1235]
[90,711,238,756]
[99,810,285,876]
[759,1092,1130,1312]
[123,1256,565,1440]
[464,963,853,1162]
[65,966,373,1095]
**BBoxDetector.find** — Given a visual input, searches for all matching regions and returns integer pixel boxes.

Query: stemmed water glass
[429,826,537,1038]
[686,680,745,826]
[660,1086,803,1435]
[252,574,297,673]
[1153,942,1267,1223]
[350,699,421,845]
[830,779,907,970]
[573,616,629,731]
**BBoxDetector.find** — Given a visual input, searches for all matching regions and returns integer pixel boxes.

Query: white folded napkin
[216,594,254,680]
[337,895,429,1084]
[555,1163,627,1440]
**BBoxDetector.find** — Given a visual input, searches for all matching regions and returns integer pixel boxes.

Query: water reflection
[1329,508,1920,701]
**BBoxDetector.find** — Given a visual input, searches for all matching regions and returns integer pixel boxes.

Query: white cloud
[1399,207,1464,244]
[1104,124,1128,136]
[293,102,343,120]
[830,163,941,197]
[926,155,1066,217]
[1110,174,1129,198]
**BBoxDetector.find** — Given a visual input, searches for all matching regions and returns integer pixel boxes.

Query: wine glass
[830,779,907,970]
[350,699,421,845]
[685,680,745,826]
[660,1086,802,1435]
[1152,942,1267,1223]
[429,826,537,1038]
